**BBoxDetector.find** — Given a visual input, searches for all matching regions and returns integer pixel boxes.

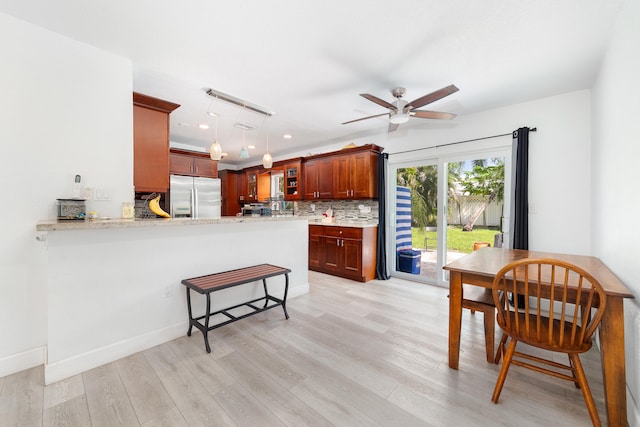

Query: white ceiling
[0,0,623,164]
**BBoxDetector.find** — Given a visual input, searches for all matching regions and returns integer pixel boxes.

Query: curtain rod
[389,127,537,156]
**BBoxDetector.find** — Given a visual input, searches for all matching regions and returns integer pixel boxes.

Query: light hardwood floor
[0,271,606,426]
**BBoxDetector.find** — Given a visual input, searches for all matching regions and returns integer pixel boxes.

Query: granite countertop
[36,216,378,231]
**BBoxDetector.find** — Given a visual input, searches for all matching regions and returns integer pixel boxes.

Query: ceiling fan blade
[360,93,396,110]
[411,110,457,120]
[341,112,389,125]
[388,123,400,132]
[407,84,459,110]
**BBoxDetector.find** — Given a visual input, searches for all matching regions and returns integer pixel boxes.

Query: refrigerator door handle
[192,188,198,219]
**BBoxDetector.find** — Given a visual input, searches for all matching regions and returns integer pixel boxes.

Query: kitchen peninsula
[36,216,308,385]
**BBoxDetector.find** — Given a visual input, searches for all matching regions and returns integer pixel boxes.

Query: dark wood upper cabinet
[304,144,381,200]
[333,149,378,199]
[303,157,333,199]
[133,92,179,193]
[169,150,218,178]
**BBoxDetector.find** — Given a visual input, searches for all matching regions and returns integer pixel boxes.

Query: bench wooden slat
[182,264,291,293]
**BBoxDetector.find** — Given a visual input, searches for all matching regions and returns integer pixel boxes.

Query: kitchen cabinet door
[308,229,322,270]
[169,153,194,175]
[343,238,362,277]
[284,161,302,200]
[133,93,179,193]
[303,157,333,199]
[219,170,241,216]
[245,170,258,201]
[193,157,217,178]
[332,151,378,199]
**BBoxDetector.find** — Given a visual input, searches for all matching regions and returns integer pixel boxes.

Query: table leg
[449,271,463,369]
[598,296,628,426]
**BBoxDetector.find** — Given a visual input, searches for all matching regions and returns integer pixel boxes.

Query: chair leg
[570,354,602,427]
[568,355,581,389]
[494,332,508,364]
[492,338,517,403]
[483,309,495,363]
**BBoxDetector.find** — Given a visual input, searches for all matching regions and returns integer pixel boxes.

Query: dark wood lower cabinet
[309,225,377,282]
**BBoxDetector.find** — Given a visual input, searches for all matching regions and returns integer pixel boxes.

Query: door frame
[386,139,513,287]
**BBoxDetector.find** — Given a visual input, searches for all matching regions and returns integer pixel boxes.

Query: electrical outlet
[93,188,111,201]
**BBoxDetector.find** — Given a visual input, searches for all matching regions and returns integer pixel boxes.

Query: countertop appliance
[170,175,221,219]
[242,203,272,217]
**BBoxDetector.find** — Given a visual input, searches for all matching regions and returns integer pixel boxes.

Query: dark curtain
[510,127,530,307]
[511,127,530,250]
[375,152,390,280]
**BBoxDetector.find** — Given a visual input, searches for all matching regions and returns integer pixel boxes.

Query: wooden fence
[448,195,503,227]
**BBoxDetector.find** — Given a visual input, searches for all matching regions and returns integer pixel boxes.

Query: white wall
[43,220,308,384]
[0,12,134,375]
[592,0,640,423]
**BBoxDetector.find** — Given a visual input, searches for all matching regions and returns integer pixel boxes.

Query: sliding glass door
[394,161,439,282]
[389,146,511,287]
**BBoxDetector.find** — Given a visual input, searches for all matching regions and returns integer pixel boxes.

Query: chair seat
[458,285,497,363]
[462,285,495,308]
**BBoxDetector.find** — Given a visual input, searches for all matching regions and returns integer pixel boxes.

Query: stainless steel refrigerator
[170,175,221,219]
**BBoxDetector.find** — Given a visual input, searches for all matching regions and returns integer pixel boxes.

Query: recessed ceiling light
[248,145,256,149]
[221,153,228,157]
[178,122,191,127]
[207,111,219,117]
[198,123,210,129]
[283,134,292,139]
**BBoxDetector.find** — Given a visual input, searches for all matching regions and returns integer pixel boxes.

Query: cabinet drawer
[322,226,362,239]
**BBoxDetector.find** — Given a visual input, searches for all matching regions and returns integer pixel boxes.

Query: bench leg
[186,287,193,337]
[262,278,269,308]
[203,293,212,353]
[282,273,290,319]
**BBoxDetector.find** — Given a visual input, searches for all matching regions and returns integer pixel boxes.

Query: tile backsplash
[295,199,378,222]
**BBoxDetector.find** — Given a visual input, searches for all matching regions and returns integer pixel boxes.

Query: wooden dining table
[444,247,634,427]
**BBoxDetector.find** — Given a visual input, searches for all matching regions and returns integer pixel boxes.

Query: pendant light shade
[239,146,249,159]
[209,112,222,160]
[262,152,273,168]
[210,140,222,160]
[262,116,272,169]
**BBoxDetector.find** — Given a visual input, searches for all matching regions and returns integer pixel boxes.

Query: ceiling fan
[342,84,459,132]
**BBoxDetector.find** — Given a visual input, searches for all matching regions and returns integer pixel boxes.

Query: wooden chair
[491,258,607,426]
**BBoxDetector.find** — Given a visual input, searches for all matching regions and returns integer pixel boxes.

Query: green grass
[411,226,500,254]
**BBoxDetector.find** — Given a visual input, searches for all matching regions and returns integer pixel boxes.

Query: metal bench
[181,264,291,352]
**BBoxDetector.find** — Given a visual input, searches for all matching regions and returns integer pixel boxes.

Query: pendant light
[239,126,249,159]
[262,117,272,169]
[209,113,222,160]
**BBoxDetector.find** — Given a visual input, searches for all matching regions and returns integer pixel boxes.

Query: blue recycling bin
[398,249,421,274]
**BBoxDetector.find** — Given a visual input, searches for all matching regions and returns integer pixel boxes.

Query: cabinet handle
[341,239,344,247]
[336,239,340,247]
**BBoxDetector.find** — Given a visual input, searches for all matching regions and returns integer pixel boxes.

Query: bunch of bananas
[148,195,171,218]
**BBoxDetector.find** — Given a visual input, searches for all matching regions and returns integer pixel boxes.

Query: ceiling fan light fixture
[389,112,410,124]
